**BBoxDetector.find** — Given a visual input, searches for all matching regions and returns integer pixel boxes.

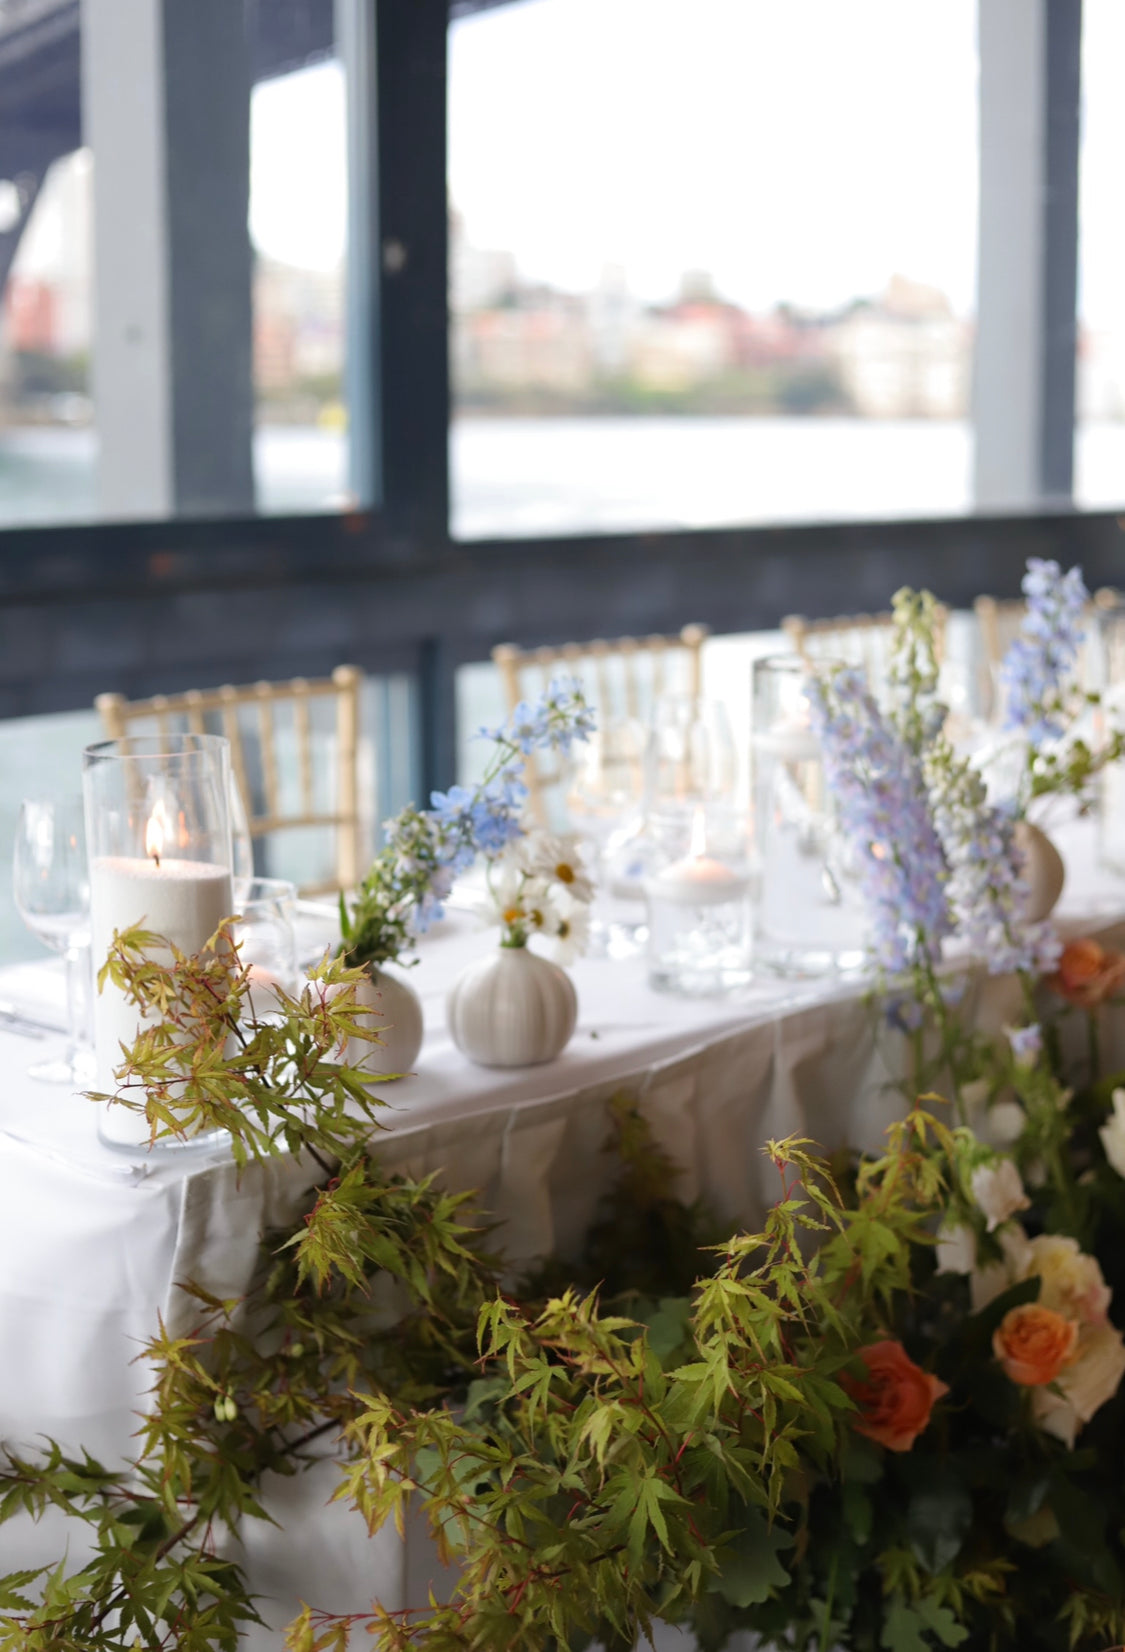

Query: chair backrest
[95,666,364,896]
[782,608,948,698]
[976,588,1120,700]
[491,625,708,823]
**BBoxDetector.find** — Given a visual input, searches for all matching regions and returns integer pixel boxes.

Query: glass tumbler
[750,655,867,976]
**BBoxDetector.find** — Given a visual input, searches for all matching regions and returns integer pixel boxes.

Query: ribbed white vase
[348,965,425,1078]
[1014,820,1065,922]
[447,943,578,1068]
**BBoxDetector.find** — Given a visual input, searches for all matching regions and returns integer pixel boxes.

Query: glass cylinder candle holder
[1097,599,1125,874]
[751,655,867,977]
[82,733,234,1151]
[645,808,751,996]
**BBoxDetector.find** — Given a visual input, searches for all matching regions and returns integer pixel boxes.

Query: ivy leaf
[882,1597,969,1652]
[907,1469,973,1574]
[712,1508,793,1607]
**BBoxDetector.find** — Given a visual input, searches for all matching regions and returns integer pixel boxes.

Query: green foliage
[8,931,1125,1652]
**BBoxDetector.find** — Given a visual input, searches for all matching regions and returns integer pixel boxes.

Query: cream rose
[1027,1234,1111,1327]
[969,1228,1110,1328]
[1031,1322,1125,1447]
[1099,1088,1125,1180]
[970,1160,1031,1233]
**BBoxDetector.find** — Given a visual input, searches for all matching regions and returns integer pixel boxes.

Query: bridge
[0,0,512,297]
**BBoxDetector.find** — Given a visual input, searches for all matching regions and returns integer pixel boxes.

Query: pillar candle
[90,854,232,1147]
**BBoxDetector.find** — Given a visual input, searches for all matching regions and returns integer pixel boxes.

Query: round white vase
[447,944,578,1068]
[1014,820,1065,922]
[348,966,425,1078]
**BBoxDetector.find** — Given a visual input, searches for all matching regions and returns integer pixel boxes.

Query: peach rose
[841,1340,948,1452]
[993,1303,1079,1386]
[1048,939,1125,1008]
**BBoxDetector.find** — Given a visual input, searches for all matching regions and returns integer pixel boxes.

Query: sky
[14,0,1125,326]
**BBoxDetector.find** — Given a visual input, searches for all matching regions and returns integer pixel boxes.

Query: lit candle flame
[145,798,169,868]
[689,805,708,859]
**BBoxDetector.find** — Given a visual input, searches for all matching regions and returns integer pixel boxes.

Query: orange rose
[1048,939,1125,1008]
[841,1340,948,1452]
[993,1303,1079,1386]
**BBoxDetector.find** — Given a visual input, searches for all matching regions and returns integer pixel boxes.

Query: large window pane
[0,2,347,528]
[1075,0,1125,510]
[449,0,978,539]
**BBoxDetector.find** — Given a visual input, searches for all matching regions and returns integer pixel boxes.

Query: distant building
[825,276,970,418]
[253,257,343,392]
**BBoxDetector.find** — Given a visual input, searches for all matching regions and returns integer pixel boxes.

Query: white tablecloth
[4,822,1125,1643]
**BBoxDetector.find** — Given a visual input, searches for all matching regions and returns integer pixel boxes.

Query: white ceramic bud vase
[447,943,578,1068]
[348,965,425,1078]
[1014,820,1065,922]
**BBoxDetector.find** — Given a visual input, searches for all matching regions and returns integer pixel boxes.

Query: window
[448,0,979,538]
[0,1,349,528]
[1075,0,1125,510]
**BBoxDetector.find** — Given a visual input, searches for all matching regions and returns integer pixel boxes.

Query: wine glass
[565,718,648,955]
[232,876,299,1020]
[646,695,737,815]
[12,797,94,1084]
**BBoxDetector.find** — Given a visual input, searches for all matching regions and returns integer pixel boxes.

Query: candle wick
[151,851,161,869]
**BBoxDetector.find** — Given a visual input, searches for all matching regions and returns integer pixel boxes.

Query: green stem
[1088,1009,1101,1088]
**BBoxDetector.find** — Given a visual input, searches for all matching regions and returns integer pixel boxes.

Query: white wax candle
[90,855,233,1146]
[651,853,750,909]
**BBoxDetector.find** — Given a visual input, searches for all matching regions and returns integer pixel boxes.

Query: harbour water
[1,415,1124,536]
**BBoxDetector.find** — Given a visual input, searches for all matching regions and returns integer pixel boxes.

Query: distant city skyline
[9,0,1125,328]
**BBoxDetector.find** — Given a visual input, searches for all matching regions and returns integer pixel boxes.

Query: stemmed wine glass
[12,797,94,1084]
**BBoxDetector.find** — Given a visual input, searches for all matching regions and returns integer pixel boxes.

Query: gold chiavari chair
[782,607,949,693]
[491,625,708,824]
[975,588,1121,703]
[94,667,364,896]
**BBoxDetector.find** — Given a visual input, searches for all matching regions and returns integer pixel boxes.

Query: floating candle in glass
[646,808,751,996]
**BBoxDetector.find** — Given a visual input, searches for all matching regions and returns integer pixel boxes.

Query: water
[2,416,1124,535]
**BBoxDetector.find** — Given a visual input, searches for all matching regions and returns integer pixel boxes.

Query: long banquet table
[4,819,1125,1646]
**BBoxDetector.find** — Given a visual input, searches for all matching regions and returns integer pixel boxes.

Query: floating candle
[650,808,750,908]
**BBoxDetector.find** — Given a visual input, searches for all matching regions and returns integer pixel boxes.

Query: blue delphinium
[807,668,950,974]
[1001,558,1088,744]
[341,678,596,964]
[925,746,1061,977]
[481,675,598,755]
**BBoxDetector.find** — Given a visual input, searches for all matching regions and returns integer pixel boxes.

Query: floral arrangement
[480,828,595,962]
[339,677,595,969]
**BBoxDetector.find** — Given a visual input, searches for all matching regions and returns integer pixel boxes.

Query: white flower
[519,831,595,903]
[1099,1087,1125,1179]
[982,1100,1027,1149]
[935,1222,977,1276]
[970,1159,1031,1233]
[1031,1323,1125,1447]
[543,898,591,965]
[970,1223,1033,1313]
